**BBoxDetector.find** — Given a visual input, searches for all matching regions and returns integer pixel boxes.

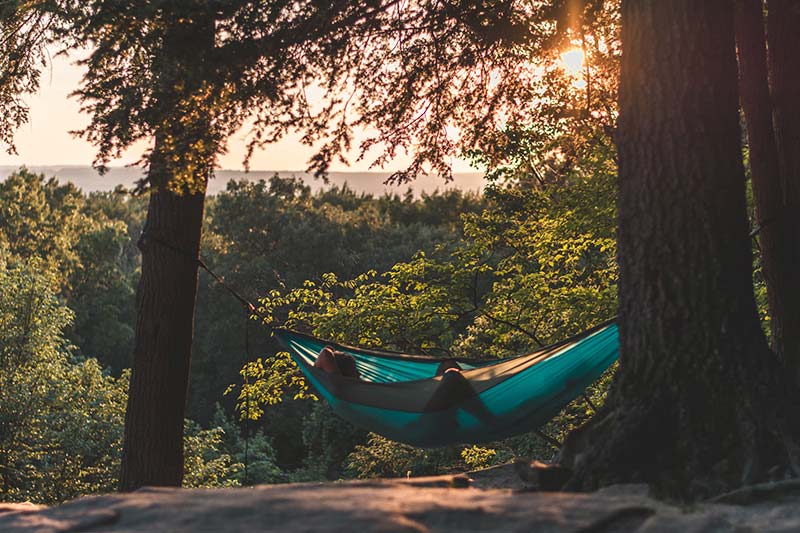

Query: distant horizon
[0,164,487,197]
[0,163,484,174]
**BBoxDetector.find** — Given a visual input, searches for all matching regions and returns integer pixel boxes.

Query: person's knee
[315,346,339,373]
[334,352,360,379]
[435,359,462,376]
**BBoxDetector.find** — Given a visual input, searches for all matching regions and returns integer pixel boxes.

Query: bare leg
[315,346,340,374]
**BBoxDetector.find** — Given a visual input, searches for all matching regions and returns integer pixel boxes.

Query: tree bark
[119,9,215,491]
[119,185,206,490]
[565,0,800,500]
[765,0,800,384]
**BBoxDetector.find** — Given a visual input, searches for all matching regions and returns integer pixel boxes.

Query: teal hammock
[274,320,618,448]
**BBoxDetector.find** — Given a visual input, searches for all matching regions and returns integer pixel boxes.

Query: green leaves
[233,352,317,423]
[0,170,142,372]
[182,420,241,489]
[0,262,127,503]
[0,258,283,499]
[346,434,458,479]
[257,254,471,353]
[460,445,499,470]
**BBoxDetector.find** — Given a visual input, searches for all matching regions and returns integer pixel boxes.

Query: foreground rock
[2,467,800,532]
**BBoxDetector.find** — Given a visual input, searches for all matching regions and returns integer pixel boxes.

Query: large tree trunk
[565,0,799,500]
[765,0,800,384]
[735,0,791,365]
[119,182,206,490]
[119,9,215,491]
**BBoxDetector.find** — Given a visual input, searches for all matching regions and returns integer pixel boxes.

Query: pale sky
[0,53,476,173]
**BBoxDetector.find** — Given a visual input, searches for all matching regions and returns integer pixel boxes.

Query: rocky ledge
[2,465,800,532]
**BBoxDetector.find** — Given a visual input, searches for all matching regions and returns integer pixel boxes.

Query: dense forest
[2,0,799,507]
[0,163,616,502]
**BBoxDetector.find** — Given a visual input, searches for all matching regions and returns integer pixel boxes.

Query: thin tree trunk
[735,0,789,364]
[765,0,800,384]
[565,0,799,500]
[119,10,215,491]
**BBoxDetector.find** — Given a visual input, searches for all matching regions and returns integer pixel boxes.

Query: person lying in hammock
[314,346,462,387]
[314,346,361,379]
[315,347,496,433]
[315,347,483,408]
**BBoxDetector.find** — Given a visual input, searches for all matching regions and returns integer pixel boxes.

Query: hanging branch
[535,429,562,450]
[582,393,598,414]
[465,257,547,348]
[480,310,545,348]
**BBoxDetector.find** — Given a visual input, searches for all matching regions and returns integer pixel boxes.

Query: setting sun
[559,47,585,77]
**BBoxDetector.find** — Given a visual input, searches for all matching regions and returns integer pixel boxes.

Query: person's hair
[333,352,360,379]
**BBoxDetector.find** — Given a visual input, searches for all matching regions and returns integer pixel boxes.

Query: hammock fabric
[274,320,618,448]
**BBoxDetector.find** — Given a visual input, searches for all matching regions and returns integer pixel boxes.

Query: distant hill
[0,166,486,197]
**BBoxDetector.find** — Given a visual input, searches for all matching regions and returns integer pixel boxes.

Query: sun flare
[559,47,585,78]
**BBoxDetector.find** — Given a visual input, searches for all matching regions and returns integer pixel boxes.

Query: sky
[0,53,476,173]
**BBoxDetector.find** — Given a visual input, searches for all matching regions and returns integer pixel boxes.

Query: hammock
[274,320,618,448]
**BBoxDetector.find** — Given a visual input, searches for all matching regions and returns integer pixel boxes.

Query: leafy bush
[183,420,241,488]
[288,403,368,481]
[0,170,143,373]
[0,257,284,501]
[346,435,461,479]
[460,446,498,471]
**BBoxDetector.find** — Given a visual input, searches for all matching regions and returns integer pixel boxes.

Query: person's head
[333,351,360,379]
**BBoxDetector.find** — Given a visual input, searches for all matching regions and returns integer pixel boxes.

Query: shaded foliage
[0,170,142,372]
[0,257,282,503]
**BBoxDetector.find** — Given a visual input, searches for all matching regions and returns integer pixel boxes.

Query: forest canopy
[0,151,617,500]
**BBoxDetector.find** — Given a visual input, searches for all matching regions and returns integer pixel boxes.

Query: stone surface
[2,467,800,532]
[0,502,45,516]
